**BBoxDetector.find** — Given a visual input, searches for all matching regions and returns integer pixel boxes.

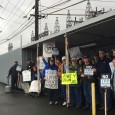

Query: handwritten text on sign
[62,73,78,85]
[45,70,58,89]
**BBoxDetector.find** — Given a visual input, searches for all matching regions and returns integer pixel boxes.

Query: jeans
[70,85,82,107]
[83,80,91,107]
[11,76,18,91]
[61,85,66,102]
[100,88,112,109]
[48,89,58,102]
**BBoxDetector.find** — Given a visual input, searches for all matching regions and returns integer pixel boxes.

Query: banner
[29,80,41,93]
[62,72,78,85]
[45,70,58,89]
[22,70,31,82]
[39,56,48,69]
[69,46,82,59]
[43,42,55,57]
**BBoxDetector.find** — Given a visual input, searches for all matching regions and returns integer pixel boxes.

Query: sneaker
[63,102,66,106]
[49,101,53,105]
[55,101,58,105]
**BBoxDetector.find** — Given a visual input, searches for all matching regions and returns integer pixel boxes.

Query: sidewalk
[0,83,114,115]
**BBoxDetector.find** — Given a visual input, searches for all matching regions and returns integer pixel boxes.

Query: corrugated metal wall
[0,48,22,84]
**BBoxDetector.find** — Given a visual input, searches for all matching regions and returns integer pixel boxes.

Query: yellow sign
[62,73,78,85]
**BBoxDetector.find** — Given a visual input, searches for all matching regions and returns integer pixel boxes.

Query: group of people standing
[7,49,115,111]
[41,49,115,111]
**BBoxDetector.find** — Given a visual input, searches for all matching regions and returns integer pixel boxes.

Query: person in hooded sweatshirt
[42,57,58,105]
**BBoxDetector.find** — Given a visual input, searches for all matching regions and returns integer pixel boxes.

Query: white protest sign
[39,56,48,69]
[45,70,58,89]
[21,83,29,94]
[22,70,31,82]
[52,48,59,56]
[69,46,82,59]
[29,80,41,93]
[84,68,94,76]
[16,65,22,72]
[100,74,111,88]
[43,42,55,57]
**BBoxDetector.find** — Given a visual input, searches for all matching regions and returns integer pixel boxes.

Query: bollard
[91,83,96,115]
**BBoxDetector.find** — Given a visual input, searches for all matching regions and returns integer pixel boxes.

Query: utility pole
[35,0,39,41]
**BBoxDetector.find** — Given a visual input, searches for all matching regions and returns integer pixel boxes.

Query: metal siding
[0,48,22,84]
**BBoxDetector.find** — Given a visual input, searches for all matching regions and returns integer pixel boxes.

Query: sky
[0,0,115,55]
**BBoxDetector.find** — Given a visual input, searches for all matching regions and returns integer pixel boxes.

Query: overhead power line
[0,0,22,30]
[0,0,34,38]
[0,0,86,45]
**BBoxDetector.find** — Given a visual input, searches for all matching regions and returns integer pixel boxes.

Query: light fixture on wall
[80,43,96,48]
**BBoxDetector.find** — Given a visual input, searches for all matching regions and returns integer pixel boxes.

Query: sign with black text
[100,74,111,88]
[45,70,58,89]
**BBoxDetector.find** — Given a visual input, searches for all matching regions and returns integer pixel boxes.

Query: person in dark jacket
[81,56,96,109]
[96,50,112,110]
[8,61,19,92]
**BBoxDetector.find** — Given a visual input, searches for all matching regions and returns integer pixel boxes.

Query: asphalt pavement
[0,83,114,115]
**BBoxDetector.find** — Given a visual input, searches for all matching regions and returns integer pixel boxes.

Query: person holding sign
[69,57,82,109]
[81,56,96,110]
[96,50,112,111]
[42,57,59,105]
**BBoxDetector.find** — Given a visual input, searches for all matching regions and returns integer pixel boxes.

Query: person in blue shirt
[42,57,59,105]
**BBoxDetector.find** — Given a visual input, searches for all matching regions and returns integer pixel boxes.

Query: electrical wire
[0,0,85,45]
[92,0,115,2]
[43,0,86,15]
[0,0,22,30]
[0,0,10,16]
[0,0,34,38]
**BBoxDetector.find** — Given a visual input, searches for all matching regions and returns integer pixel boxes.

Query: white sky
[0,0,115,55]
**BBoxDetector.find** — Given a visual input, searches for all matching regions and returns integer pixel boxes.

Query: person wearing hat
[58,56,67,106]
[69,57,82,108]
[8,61,19,92]
[42,57,59,105]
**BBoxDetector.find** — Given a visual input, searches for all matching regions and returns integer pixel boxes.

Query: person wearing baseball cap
[69,57,82,108]
[58,56,67,106]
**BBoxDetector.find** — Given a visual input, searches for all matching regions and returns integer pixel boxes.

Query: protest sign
[39,56,48,69]
[69,46,82,59]
[45,70,58,89]
[21,83,29,94]
[16,65,22,72]
[43,42,55,57]
[62,72,78,85]
[84,68,94,76]
[22,70,31,82]
[100,74,111,88]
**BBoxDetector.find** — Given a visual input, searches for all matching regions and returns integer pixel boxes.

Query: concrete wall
[0,48,22,84]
